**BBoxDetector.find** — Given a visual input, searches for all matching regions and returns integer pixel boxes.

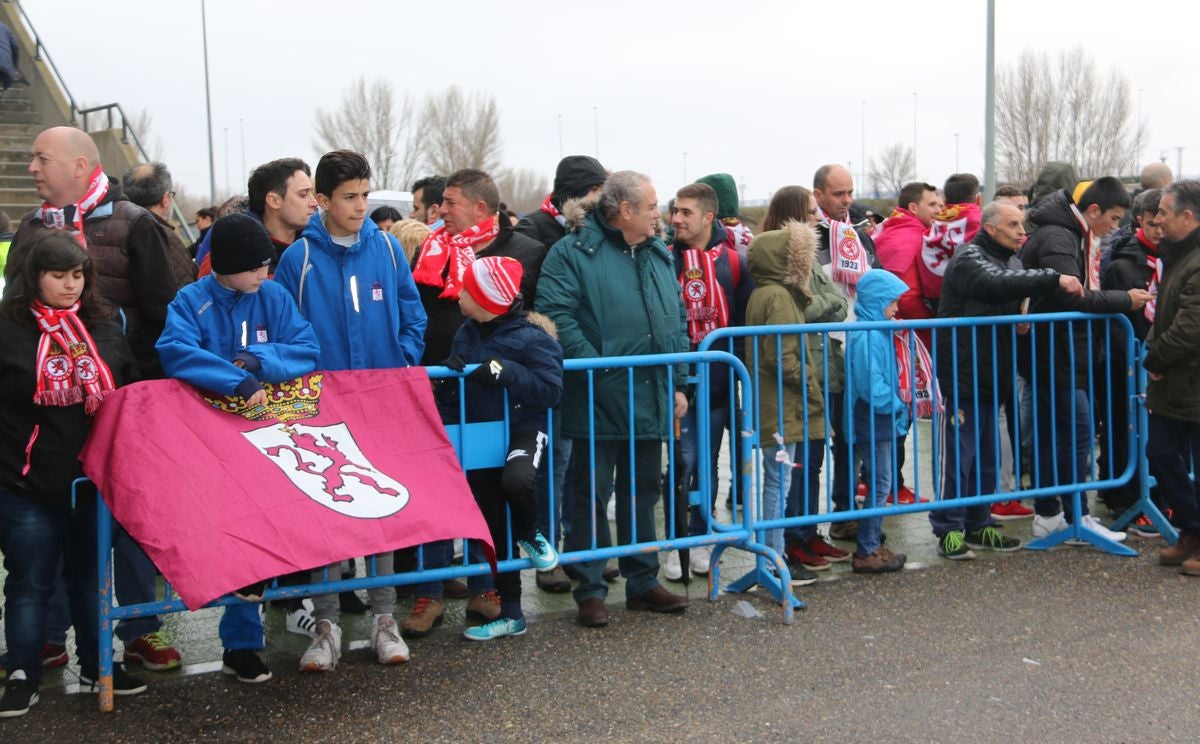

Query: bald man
[9,126,177,379]
[1140,162,1173,191]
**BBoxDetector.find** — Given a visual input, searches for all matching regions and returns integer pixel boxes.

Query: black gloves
[441,355,467,372]
[466,358,504,386]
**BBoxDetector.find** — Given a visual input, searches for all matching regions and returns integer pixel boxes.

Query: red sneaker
[886,486,927,505]
[785,543,831,570]
[854,482,869,505]
[805,536,851,562]
[123,632,182,671]
[40,643,68,669]
[991,500,1034,520]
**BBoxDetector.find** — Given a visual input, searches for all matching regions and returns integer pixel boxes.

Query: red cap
[462,256,523,315]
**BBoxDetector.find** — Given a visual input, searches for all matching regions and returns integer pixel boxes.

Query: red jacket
[874,208,933,344]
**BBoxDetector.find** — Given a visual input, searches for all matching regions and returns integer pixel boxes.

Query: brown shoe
[851,547,906,574]
[536,566,572,593]
[602,562,619,582]
[442,579,469,599]
[828,521,858,541]
[626,586,689,613]
[401,597,444,638]
[577,597,609,627]
[465,590,501,621]
[1182,553,1200,576]
[1159,533,1200,566]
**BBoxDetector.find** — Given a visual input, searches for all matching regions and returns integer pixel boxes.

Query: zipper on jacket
[22,424,40,476]
[350,275,360,313]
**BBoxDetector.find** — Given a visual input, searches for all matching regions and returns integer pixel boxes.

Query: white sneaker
[370,614,409,665]
[286,599,317,638]
[299,620,341,672]
[1079,514,1128,544]
[606,493,617,522]
[663,551,682,581]
[1032,512,1068,538]
[689,545,712,576]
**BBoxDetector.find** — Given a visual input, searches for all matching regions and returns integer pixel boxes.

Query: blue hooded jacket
[273,213,427,370]
[847,269,910,443]
[157,275,320,398]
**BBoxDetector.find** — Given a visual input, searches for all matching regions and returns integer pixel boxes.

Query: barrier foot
[1110,499,1177,545]
[1025,521,1138,556]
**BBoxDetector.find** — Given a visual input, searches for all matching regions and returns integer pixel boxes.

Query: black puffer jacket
[514,208,564,251]
[1144,227,1200,422]
[0,317,135,507]
[937,231,1060,403]
[1021,189,1132,387]
[1101,229,1160,341]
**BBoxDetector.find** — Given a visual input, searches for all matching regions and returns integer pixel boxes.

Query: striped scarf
[1068,203,1101,291]
[1139,229,1161,322]
[894,329,941,418]
[411,215,499,300]
[540,195,566,228]
[818,208,869,292]
[679,244,730,345]
[39,166,109,248]
[30,300,116,415]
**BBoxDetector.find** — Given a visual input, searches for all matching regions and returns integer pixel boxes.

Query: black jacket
[417,218,548,365]
[1102,229,1160,341]
[514,208,565,251]
[1021,189,1132,387]
[937,231,1059,403]
[1145,227,1200,422]
[0,316,135,507]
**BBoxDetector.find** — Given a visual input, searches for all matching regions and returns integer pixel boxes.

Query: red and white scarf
[1068,203,1101,291]
[679,245,731,345]
[39,166,109,248]
[411,215,500,300]
[540,194,561,218]
[818,208,869,292]
[30,300,116,414]
[1139,229,1162,322]
[894,329,941,418]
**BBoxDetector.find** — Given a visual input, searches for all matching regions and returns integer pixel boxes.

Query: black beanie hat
[551,155,607,209]
[210,213,275,275]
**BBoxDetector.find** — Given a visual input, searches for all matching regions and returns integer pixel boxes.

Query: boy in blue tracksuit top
[437,256,563,641]
[272,149,426,673]
[156,213,320,683]
[845,269,910,574]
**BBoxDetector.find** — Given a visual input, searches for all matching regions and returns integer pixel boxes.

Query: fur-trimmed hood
[563,191,602,230]
[746,220,817,304]
[524,311,558,340]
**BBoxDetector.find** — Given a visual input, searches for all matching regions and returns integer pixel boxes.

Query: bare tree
[419,85,503,176]
[868,143,915,197]
[496,168,549,213]
[312,77,418,190]
[996,47,1144,185]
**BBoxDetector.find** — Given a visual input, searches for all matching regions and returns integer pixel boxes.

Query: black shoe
[221,649,272,684]
[602,562,619,582]
[0,671,39,718]
[784,559,819,586]
[339,591,369,614]
[78,663,148,696]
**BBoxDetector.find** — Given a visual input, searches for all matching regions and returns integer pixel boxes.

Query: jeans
[785,438,827,544]
[853,440,891,555]
[537,408,573,547]
[219,604,264,650]
[0,489,98,683]
[930,399,999,536]
[568,439,663,603]
[407,538,494,600]
[760,442,795,556]
[828,396,852,513]
[113,524,162,642]
[1145,413,1200,538]
[1032,387,1093,520]
[665,402,733,537]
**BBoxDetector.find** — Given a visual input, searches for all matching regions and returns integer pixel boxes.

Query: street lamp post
[201,0,216,203]
[954,133,960,172]
[860,100,866,193]
[983,0,997,200]
[912,91,918,180]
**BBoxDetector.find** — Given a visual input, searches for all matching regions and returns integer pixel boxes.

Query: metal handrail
[5,0,77,123]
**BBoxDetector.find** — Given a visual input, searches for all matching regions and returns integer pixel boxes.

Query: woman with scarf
[0,230,145,718]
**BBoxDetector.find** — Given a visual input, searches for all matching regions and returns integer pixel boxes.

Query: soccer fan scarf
[817,208,869,292]
[1068,203,1101,291]
[39,166,109,248]
[894,329,941,418]
[679,243,731,345]
[1139,229,1162,322]
[540,195,566,227]
[30,299,116,414]
[411,215,499,300]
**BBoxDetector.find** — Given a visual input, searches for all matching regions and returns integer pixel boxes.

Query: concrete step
[0,160,32,178]
[0,96,35,112]
[0,174,30,188]
[0,203,34,220]
[0,122,41,137]
[0,109,40,125]
[0,187,38,205]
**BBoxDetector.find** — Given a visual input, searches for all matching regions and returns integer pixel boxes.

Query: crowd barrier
[88,313,1173,710]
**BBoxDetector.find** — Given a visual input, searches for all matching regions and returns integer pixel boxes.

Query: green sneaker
[965,525,1022,552]
[937,530,976,560]
[462,617,527,642]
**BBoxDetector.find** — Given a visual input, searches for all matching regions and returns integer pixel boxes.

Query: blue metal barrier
[94,350,762,710]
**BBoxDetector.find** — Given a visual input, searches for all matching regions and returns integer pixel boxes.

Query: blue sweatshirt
[157,275,320,398]
[847,269,910,443]
[273,212,427,371]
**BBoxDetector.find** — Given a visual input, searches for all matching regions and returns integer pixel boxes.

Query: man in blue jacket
[273,150,427,672]
[157,213,320,683]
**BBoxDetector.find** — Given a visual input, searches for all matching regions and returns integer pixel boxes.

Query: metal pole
[201,0,216,203]
[983,0,997,201]
[1136,89,1144,174]
[912,92,918,180]
[593,107,599,158]
[557,114,563,160]
[860,100,866,192]
[239,118,246,185]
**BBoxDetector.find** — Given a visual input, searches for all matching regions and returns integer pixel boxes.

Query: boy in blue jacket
[156,213,321,683]
[272,149,426,672]
[437,256,563,640]
[845,269,910,574]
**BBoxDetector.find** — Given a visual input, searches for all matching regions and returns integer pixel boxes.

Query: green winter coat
[1144,226,1200,422]
[535,196,689,441]
[743,221,846,444]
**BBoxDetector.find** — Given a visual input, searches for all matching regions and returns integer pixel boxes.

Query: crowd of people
[1,124,1198,720]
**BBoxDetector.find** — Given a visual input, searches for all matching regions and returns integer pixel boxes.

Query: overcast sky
[24,0,1197,203]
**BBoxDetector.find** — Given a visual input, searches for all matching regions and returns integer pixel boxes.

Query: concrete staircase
[0,84,42,221]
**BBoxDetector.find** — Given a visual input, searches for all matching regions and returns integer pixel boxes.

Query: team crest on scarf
[683,267,706,301]
[204,374,410,518]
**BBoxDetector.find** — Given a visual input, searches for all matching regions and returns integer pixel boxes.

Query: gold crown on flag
[204,373,324,423]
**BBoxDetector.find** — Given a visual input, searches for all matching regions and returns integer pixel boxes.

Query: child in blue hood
[845,269,910,574]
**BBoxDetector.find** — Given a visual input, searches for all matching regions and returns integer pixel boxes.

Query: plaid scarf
[894,329,941,418]
[818,208,869,292]
[411,215,500,300]
[1139,229,1161,322]
[30,299,116,414]
[679,243,731,345]
[1068,203,1101,291]
[39,166,109,248]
